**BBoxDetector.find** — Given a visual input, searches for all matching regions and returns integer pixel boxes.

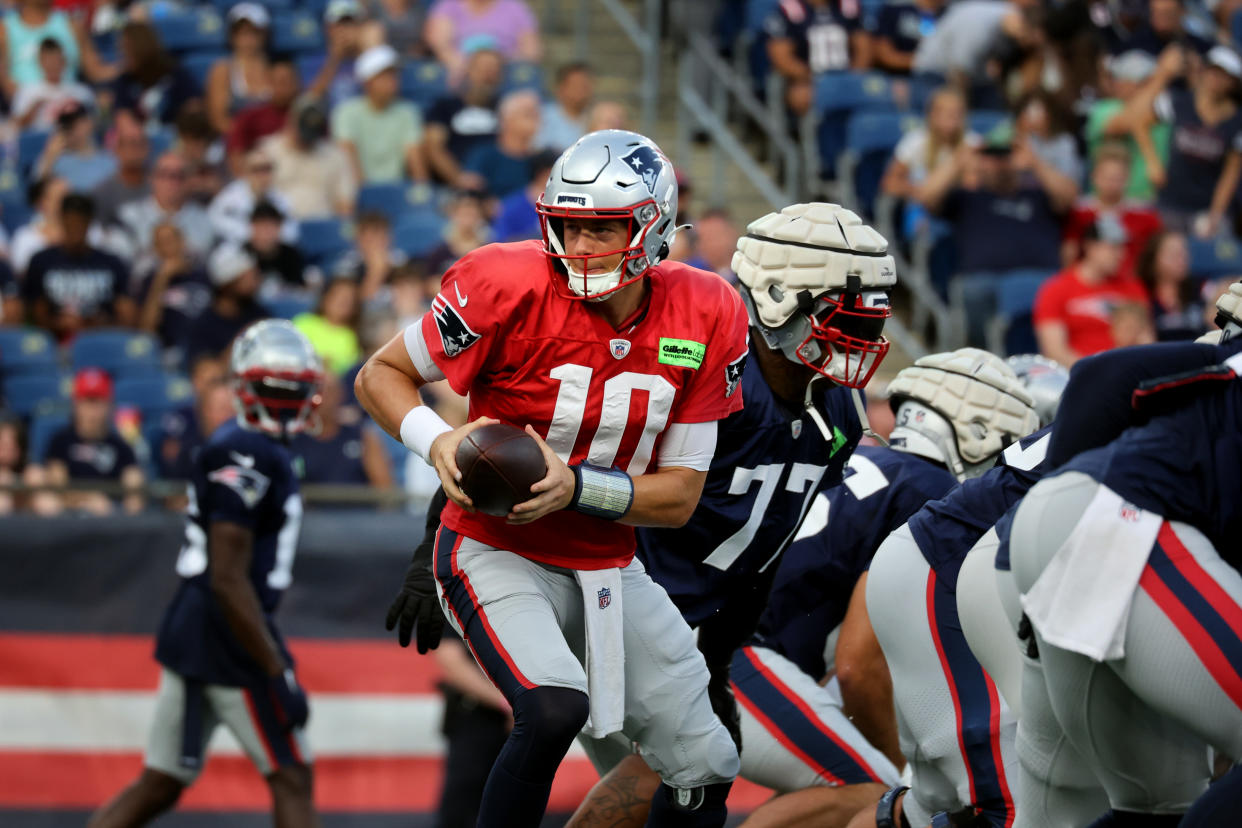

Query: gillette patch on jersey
[433,297,480,357]
[659,338,706,369]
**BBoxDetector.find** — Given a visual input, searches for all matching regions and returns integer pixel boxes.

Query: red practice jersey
[407,240,750,569]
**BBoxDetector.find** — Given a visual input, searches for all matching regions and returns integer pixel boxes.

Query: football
[455,424,549,517]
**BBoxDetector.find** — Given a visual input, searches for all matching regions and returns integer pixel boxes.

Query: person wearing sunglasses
[118,151,213,264]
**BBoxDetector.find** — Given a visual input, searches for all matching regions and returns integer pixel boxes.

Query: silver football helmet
[230,319,324,439]
[1006,354,1069,427]
[536,130,679,300]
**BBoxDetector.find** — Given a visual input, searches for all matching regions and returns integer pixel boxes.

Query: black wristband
[568,463,634,520]
[877,785,911,828]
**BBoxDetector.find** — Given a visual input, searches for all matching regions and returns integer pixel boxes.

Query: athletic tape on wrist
[569,463,634,520]
[400,406,452,464]
[876,785,911,828]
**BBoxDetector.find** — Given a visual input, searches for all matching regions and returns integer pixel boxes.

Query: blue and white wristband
[569,463,634,520]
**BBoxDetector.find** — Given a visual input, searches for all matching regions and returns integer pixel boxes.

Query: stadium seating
[181,51,226,90]
[3,373,70,418]
[210,0,292,13]
[357,183,414,223]
[1189,236,1242,280]
[113,374,195,417]
[27,412,70,464]
[18,129,49,181]
[503,62,545,96]
[400,60,450,113]
[839,111,915,220]
[392,209,448,258]
[985,270,1051,357]
[813,72,895,179]
[0,327,58,376]
[298,218,354,266]
[69,331,162,377]
[267,294,317,320]
[150,8,226,53]
[272,9,325,54]
[968,110,1009,138]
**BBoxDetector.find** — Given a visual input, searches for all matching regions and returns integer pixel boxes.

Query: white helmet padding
[1215,280,1242,343]
[887,348,1040,480]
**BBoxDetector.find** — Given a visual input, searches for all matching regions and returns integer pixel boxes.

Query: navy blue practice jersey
[637,343,863,628]
[755,445,958,679]
[907,426,1053,591]
[155,419,303,685]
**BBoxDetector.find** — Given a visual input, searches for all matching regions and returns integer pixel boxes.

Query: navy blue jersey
[908,426,1053,591]
[155,419,303,685]
[637,344,863,628]
[764,0,862,73]
[757,445,958,679]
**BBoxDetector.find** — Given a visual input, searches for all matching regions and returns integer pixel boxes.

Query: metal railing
[572,0,661,135]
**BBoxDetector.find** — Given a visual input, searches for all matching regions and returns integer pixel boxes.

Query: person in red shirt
[1035,214,1151,365]
[355,131,749,828]
[225,57,302,174]
[1062,143,1162,277]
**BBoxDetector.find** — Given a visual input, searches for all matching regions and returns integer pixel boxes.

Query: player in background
[356,130,749,828]
[840,351,1042,828]
[566,202,899,827]
[728,348,1054,828]
[90,318,324,828]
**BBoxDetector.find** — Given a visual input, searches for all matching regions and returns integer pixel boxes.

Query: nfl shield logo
[791,419,802,439]
[610,339,631,360]
[597,587,611,609]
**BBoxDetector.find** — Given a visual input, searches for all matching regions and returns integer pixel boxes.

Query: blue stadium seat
[298,218,354,266]
[181,50,226,89]
[907,73,947,113]
[813,72,896,179]
[400,60,449,113]
[357,183,413,223]
[210,0,291,13]
[841,111,914,218]
[745,0,780,33]
[987,270,1052,356]
[69,330,162,377]
[297,54,326,88]
[28,412,70,464]
[1189,236,1242,280]
[113,374,195,416]
[3,373,70,418]
[272,9,324,54]
[150,8,226,53]
[267,294,316,320]
[503,62,544,95]
[0,327,58,376]
[393,210,448,258]
[968,110,1009,138]
[18,129,50,180]
[148,128,175,160]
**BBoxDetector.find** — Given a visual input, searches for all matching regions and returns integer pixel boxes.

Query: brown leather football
[455,424,549,517]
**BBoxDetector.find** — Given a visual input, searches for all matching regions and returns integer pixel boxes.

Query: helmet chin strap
[852,387,888,447]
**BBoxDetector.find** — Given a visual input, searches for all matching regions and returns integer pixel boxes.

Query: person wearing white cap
[206,2,274,135]
[330,43,429,184]
[184,246,270,364]
[1121,43,1242,236]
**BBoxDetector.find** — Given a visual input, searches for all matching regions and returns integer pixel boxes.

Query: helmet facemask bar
[537,199,664,301]
[233,368,323,439]
[795,291,892,388]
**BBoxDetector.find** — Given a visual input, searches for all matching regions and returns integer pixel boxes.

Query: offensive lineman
[90,317,324,828]
[356,131,748,828]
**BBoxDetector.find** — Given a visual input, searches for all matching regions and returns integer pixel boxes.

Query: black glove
[706,664,742,753]
[267,668,309,730]
[385,488,448,654]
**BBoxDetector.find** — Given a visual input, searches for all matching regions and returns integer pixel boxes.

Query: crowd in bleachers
[0,0,647,515]
[724,0,1242,357]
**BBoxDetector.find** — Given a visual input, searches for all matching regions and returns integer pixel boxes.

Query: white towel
[1021,485,1160,661]
[575,567,626,738]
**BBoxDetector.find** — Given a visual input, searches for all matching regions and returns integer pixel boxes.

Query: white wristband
[400,406,452,464]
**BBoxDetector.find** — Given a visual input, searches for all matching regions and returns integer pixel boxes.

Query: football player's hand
[507,425,575,525]
[267,668,310,730]
[428,416,499,512]
[385,542,446,653]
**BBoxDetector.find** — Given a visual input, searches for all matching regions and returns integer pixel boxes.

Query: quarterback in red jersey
[356,130,749,828]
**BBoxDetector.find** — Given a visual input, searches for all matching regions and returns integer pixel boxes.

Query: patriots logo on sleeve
[207,464,271,509]
[620,146,662,194]
[725,352,747,397]
[432,294,481,358]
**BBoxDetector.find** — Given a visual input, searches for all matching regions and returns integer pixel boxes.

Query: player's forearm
[618,467,705,528]
[211,574,286,676]
[355,352,427,441]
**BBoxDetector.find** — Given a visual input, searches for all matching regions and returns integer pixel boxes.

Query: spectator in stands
[12,37,91,129]
[1034,215,1151,366]
[93,111,150,228]
[33,100,116,192]
[586,99,630,132]
[247,200,314,293]
[426,0,540,85]
[134,220,212,355]
[294,275,362,376]
[185,246,269,365]
[912,0,1034,91]
[311,0,368,110]
[289,375,392,493]
[157,380,235,481]
[1125,44,1242,235]
[0,259,19,324]
[226,56,302,169]
[921,125,1073,345]
[0,414,29,515]
[1135,229,1208,340]
[766,0,871,117]
[206,3,274,136]
[1109,299,1158,348]
[0,0,108,101]
[388,261,434,327]
[333,44,429,184]
[464,89,539,198]
[425,41,503,188]
[1107,0,1212,57]
[425,190,491,277]
[492,149,556,241]
[111,21,201,127]
[119,151,213,264]
[871,0,945,74]
[881,86,976,236]
[1014,91,1083,191]
[346,211,406,302]
[208,148,298,247]
[10,176,68,276]
[175,110,228,206]
[264,98,358,220]
[685,209,740,283]
[40,368,144,516]
[23,193,135,341]
[1086,50,1169,203]
[365,0,427,56]
[1062,144,1162,272]
[535,62,592,153]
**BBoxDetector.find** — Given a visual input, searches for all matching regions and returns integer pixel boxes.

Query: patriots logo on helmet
[432,295,481,358]
[208,464,271,509]
[725,352,747,398]
[597,587,611,609]
[621,146,663,194]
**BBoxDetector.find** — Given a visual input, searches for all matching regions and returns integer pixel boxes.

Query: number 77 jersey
[405,240,751,570]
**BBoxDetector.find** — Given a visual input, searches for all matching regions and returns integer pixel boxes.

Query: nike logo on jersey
[230,451,255,468]
[454,283,468,307]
